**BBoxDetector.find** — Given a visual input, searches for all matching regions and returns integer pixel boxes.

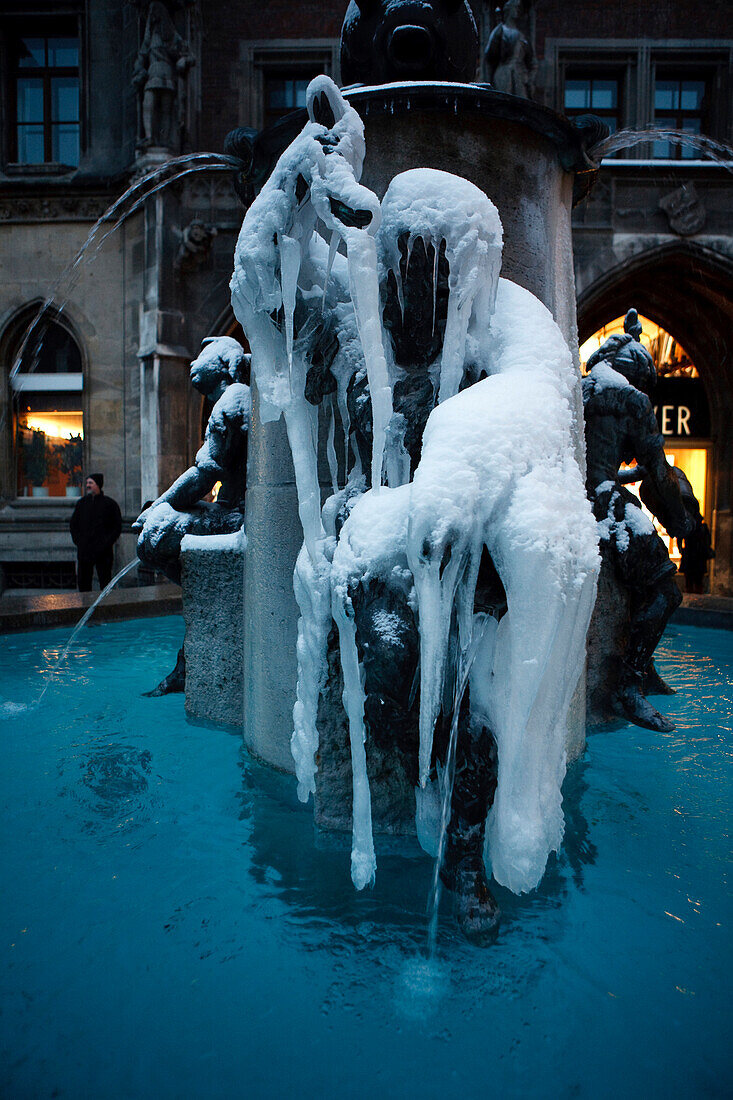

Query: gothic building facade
[0,0,731,592]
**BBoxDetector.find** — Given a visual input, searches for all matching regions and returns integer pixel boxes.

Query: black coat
[70,492,122,560]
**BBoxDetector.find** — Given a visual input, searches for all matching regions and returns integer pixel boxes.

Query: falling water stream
[1,558,139,716]
[2,151,244,432]
[587,126,733,168]
[426,617,489,957]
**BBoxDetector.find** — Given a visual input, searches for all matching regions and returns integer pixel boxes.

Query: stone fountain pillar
[239,85,597,776]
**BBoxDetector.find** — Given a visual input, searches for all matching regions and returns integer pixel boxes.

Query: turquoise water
[1,617,731,1098]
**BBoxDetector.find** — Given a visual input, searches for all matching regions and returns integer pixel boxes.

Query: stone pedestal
[181,534,244,728]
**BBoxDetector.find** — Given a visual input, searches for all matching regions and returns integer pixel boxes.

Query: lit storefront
[580,314,712,569]
[10,321,84,499]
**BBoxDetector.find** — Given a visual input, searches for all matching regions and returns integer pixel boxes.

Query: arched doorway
[578,243,733,595]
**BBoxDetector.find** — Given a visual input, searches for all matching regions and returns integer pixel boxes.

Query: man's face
[86,477,100,496]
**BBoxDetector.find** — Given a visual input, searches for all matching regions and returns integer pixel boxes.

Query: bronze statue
[484,0,536,99]
[134,336,249,586]
[583,309,692,732]
[340,0,479,87]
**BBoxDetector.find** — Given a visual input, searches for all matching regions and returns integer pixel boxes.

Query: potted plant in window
[23,429,49,497]
[57,434,83,497]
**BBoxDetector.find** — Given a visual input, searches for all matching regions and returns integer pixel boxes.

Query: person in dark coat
[69,473,122,592]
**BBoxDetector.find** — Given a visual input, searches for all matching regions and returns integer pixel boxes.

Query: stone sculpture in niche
[659,183,706,237]
[133,0,194,151]
[134,336,249,586]
[174,218,218,277]
[484,0,536,99]
[582,309,692,732]
[340,0,479,86]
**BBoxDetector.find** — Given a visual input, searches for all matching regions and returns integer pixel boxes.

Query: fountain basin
[1,616,730,1096]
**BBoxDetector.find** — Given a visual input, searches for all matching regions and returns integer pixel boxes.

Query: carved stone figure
[340,0,479,87]
[484,0,536,99]
[659,183,706,236]
[583,309,692,732]
[134,336,249,585]
[133,1,194,150]
[174,218,218,277]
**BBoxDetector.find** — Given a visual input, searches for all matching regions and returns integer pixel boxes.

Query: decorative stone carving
[133,1,194,151]
[659,183,706,236]
[0,195,112,223]
[174,218,217,276]
[484,0,536,99]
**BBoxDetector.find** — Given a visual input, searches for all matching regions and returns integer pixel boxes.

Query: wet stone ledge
[0,584,182,634]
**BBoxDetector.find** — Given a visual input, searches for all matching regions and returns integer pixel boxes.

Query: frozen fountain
[228,0,604,934]
[137,0,690,935]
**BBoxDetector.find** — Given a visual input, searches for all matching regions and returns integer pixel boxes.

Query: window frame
[650,57,717,161]
[237,39,340,131]
[1,9,85,173]
[546,38,732,161]
[561,65,627,138]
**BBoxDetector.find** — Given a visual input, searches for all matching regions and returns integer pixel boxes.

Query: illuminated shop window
[10,320,84,498]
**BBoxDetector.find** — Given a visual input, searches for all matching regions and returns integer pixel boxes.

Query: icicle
[322,228,339,309]
[284,403,324,562]
[334,597,376,890]
[291,545,332,800]
[431,238,440,337]
[326,394,339,494]
[408,534,468,786]
[413,560,447,784]
[279,233,301,387]
[437,294,472,404]
[336,389,351,481]
[345,230,393,492]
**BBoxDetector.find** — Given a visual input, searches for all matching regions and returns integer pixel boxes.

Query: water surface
[1,618,730,1098]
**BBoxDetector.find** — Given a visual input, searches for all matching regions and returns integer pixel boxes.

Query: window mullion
[44,68,52,162]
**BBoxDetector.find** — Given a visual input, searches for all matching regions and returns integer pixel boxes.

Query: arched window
[8,314,84,499]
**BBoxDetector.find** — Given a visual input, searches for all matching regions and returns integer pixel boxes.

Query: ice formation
[231,75,599,896]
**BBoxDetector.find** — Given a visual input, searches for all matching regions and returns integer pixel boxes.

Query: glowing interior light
[580,314,697,378]
[20,413,83,440]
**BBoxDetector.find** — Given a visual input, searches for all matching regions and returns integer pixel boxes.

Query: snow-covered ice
[231,75,599,896]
